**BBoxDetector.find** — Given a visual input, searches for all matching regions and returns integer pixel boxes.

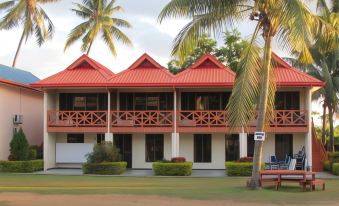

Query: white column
[43,91,56,171]
[171,89,179,157]
[105,90,113,142]
[239,127,248,158]
[43,92,48,171]
[305,88,312,170]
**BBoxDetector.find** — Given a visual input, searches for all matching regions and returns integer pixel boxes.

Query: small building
[0,64,43,160]
[32,53,326,171]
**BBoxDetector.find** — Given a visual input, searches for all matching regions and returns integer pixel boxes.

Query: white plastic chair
[288,158,296,170]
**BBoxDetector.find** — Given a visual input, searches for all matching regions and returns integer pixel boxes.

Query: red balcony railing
[111,111,173,127]
[177,110,307,127]
[178,110,228,127]
[47,111,107,127]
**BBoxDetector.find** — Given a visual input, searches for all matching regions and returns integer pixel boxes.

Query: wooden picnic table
[260,170,320,191]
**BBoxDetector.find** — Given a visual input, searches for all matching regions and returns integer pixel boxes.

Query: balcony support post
[172,88,179,157]
[239,127,248,158]
[305,88,312,170]
[105,89,113,142]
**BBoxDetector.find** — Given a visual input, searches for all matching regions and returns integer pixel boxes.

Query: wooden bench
[260,178,280,190]
[304,180,326,191]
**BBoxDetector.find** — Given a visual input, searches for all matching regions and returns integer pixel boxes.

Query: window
[194,134,212,162]
[120,93,173,110]
[114,134,132,168]
[59,93,108,111]
[275,92,300,110]
[145,134,164,162]
[247,134,255,157]
[67,134,84,143]
[96,133,105,144]
[275,134,293,160]
[181,92,231,110]
[225,134,239,161]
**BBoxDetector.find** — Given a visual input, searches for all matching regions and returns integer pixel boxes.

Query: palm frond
[64,21,91,51]
[0,0,15,11]
[227,22,263,129]
[102,27,117,56]
[109,26,132,47]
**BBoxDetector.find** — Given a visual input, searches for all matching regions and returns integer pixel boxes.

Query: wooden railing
[47,111,107,127]
[111,111,173,127]
[177,110,228,127]
[178,110,308,127]
[272,110,307,127]
[47,110,307,129]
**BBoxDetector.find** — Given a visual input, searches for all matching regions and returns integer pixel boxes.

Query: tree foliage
[65,0,133,56]
[167,29,248,74]
[86,142,121,164]
[9,128,29,161]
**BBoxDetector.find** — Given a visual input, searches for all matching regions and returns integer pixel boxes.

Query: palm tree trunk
[321,104,327,145]
[328,105,334,152]
[12,30,25,68]
[248,35,273,189]
[87,40,94,56]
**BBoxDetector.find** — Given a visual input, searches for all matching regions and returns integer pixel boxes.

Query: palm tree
[283,0,338,152]
[64,0,132,56]
[0,0,60,68]
[158,0,337,189]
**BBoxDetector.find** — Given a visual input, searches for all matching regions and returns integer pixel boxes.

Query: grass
[0,173,338,205]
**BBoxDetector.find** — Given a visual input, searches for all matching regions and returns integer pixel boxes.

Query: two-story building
[31,53,326,171]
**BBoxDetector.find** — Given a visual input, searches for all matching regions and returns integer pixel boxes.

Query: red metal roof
[0,78,41,92]
[272,53,324,87]
[108,53,174,87]
[174,54,235,87]
[31,55,114,88]
[31,52,323,88]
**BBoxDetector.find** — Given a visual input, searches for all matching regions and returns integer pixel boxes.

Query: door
[275,134,293,160]
[113,134,132,168]
[225,134,239,161]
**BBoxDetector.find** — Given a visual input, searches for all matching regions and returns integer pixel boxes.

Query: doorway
[113,134,132,168]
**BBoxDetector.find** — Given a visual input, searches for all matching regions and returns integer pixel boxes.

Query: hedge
[322,160,332,172]
[0,160,43,173]
[82,162,127,175]
[332,163,339,176]
[225,162,264,176]
[153,162,193,176]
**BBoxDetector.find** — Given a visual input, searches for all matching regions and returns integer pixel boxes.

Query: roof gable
[109,53,174,87]
[173,54,235,87]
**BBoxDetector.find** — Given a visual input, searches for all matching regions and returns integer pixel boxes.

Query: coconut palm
[0,0,60,68]
[283,0,338,152]
[64,0,132,56]
[158,0,337,189]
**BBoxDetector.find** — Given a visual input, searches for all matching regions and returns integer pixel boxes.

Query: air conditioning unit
[13,114,23,124]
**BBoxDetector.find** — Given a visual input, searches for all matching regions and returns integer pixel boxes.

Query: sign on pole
[254,132,265,141]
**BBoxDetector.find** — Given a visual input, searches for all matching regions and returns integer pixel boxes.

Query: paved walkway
[35,169,338,178]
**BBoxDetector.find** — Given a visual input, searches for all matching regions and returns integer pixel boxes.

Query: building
[31,53,326,171]
[0,64,43,160]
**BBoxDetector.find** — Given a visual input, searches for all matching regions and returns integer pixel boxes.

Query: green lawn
[0,173,338,205]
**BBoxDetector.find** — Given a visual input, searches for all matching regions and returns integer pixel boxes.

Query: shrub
[332,163,339,176]
[237,157,253,162]
[171,157,186,163]
[153,162,193,176]
[0,160,43,173]
[82,162,127,175]
[323,160,332,172]
[30,144,43,159]
[9,128,29,160]
[328,152,339,163]
[86,142,121,163]
[225,162,264,176]
[28,147,37,160]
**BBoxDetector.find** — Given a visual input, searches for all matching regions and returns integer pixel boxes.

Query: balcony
[47,110,308,133]
[111,110,173,133]
[47,110,107,132]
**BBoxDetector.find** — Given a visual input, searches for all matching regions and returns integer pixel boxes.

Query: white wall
[132,133,172,169]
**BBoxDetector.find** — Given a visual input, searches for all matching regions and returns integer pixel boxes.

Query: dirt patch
[0,192,337,206]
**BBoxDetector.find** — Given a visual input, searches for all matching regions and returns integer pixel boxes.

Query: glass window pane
[67,133,84,143]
